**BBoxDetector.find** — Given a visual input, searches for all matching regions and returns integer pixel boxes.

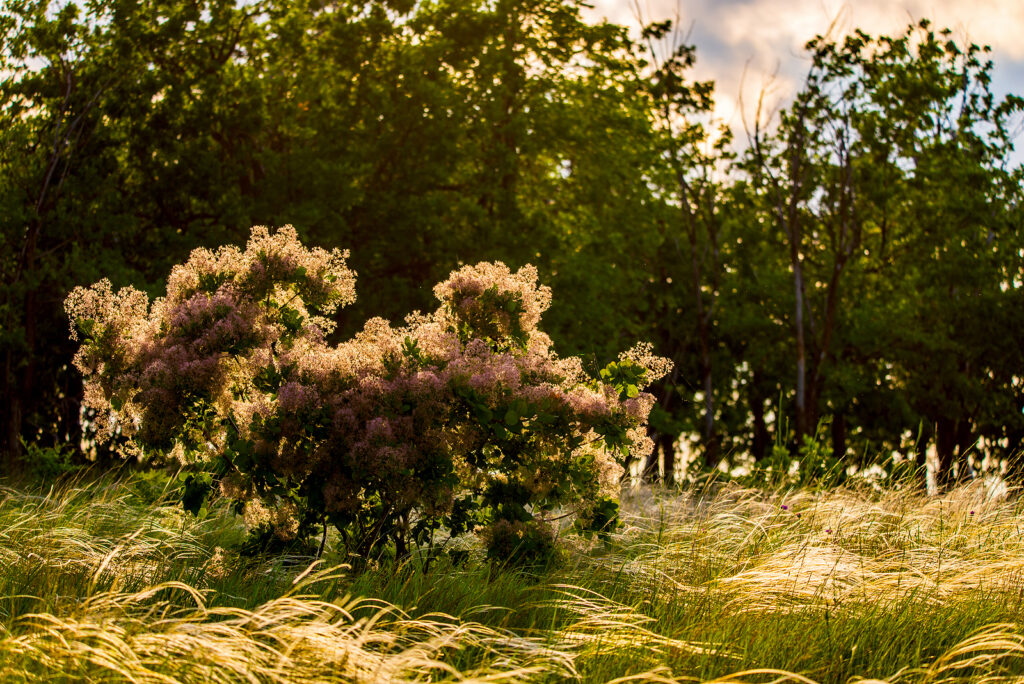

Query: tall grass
[1,469,1023,682]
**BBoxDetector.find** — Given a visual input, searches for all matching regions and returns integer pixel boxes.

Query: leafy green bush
[66,226,670,563]
[744,418,848,488]
[18,439,78,482]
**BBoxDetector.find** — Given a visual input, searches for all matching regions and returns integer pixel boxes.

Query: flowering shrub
[66,226,670,562]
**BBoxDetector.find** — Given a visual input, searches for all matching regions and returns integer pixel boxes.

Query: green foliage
[66,228,670,565]
[177,470,214,519]
[481,518,559,569]
[743,419,848,488]
[572,495,620,541]
[17,439,78,482]
[795,427,847,488]
[731,19,1024,476]
[1,0,1022,492]
[599,359,646,399]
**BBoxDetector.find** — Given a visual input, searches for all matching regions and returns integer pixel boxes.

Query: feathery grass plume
[2,473,1024,681]
[0,583,574,682]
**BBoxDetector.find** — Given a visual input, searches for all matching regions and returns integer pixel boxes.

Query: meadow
[2,468,1022,683]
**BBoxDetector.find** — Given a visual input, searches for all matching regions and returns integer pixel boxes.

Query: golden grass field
[1,471,1022,682]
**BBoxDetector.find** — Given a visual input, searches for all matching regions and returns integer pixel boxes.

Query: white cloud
[707,0,1024,59]
[583,0,1024,146]
[587,0,1024,56]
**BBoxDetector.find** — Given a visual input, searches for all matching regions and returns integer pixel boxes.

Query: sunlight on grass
[1,471,1023,682]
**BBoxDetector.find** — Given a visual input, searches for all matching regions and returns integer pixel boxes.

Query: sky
[582,0,1024,153]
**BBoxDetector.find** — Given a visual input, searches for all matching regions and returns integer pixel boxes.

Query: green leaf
[280,306,304,332]
[180,472,214,517]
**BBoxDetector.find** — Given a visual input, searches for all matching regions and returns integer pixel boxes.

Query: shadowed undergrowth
[2,470,1023,682]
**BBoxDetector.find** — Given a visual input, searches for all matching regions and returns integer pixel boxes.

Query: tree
[1,0,673,469]
[0,0,272,468]
[743,21,1024,479]
[637,17,728,478]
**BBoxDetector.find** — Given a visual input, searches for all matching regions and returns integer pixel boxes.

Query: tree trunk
[681,177,717,471]
[3,395,22,476]
[641,378,676,483]
[936,417,957,488]
[913,424,936,493]
[699,350,718,469]
[394,530,408,561]
[750,382,770,462]
[660,432,676,486]
[831,411,847,461]
[792,254,809,439]
[954,418,975,479]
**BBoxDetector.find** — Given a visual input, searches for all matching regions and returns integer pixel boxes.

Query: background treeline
[2,0,1022,484]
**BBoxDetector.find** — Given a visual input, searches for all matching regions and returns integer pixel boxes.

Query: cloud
[587,0,1024,57]
[583,0,1024,145]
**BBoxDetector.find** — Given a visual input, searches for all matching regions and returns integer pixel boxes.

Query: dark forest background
[2,0,1022,485]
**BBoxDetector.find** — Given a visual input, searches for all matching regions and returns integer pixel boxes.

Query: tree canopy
[2,1,1022,487]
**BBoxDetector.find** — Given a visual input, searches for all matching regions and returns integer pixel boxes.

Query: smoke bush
[66,226,670,562]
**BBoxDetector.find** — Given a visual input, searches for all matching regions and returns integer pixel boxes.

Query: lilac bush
[66,226,669,562]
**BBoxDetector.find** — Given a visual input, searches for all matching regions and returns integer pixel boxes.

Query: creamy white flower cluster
[67,225,671,548]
